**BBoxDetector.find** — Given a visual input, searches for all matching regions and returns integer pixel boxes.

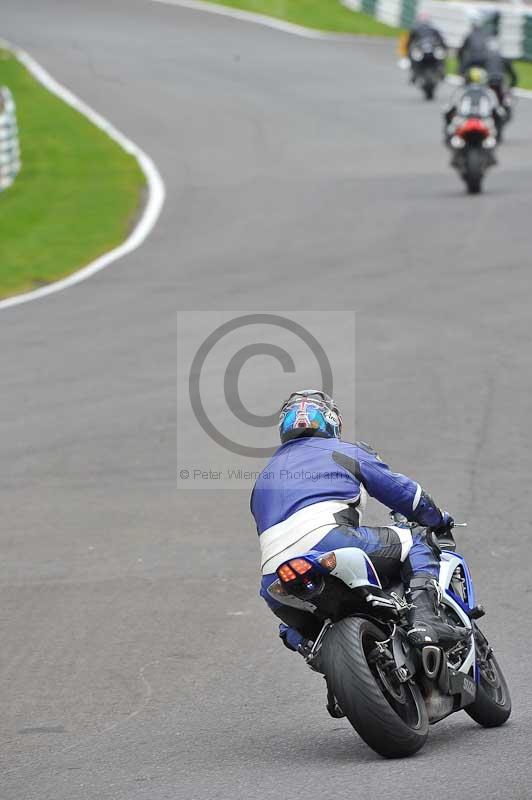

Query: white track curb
[151,0,346,39]
[151,0,390,41]
[0,40,166,312]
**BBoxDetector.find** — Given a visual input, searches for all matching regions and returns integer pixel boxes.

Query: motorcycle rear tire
[464,148,484,194]
[320,617,429,758]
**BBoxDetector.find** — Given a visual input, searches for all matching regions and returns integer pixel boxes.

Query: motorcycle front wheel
[422,74,436,100]
[320,617,428,758]
[465,628,511,727]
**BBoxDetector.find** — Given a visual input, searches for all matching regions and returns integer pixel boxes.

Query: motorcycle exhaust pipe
[421,645,442,679]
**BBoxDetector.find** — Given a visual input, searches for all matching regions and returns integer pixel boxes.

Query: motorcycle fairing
[439,552,476,682]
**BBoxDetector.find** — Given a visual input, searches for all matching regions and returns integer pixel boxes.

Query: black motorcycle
[409,38,446,100]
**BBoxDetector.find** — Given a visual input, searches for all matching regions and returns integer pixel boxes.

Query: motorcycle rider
[407,11,447,51]
[251,389,468,657]
[458,11,491,75]
[444,67,501,158]
[407,12,447,83]
[459,14,516,98]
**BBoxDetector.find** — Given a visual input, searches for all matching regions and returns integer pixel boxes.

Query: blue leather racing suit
[251,437,447,647]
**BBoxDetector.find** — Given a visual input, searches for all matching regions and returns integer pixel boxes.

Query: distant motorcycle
[268,519,510,758]
[445,85,499,194]
[409,38,446,100]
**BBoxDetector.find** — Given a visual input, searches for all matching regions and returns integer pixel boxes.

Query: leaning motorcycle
[409,39,446,100]
[268,520,511,759]
[448,116,498,194]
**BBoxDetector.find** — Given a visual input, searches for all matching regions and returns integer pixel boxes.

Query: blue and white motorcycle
[269,519,511,758]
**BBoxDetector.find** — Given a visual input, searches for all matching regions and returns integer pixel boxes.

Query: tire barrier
[343,0,532,60]
[0,86,21,191]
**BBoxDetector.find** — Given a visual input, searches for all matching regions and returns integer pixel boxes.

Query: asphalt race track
[2,1,532,798]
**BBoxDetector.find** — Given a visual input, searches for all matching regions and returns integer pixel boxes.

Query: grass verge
[206,0,397,36]
[0,48,145,300]
[514,61,532,91]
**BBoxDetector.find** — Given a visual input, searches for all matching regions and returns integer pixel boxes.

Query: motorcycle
[409,39,446,100]
[448,116,497,194]
[268,519,511,759]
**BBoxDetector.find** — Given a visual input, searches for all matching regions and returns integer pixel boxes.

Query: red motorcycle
[449,116,497,194]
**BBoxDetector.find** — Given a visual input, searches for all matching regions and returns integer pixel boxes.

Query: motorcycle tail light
[318,552,337,571]
[288,558,312,576]
[278,564,297,582]
[277,558,314,582]
[277,558,325,598]
[456,118,489,138]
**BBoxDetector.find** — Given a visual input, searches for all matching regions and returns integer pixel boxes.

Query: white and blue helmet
[279,389,342,443]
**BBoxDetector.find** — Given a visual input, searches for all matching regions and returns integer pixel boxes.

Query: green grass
[446,56,532,91]
[209,0,397,36]
[0,49,145,299]
[505,60,532,91]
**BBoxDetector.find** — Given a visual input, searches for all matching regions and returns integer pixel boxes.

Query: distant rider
[407,12,447,83]
[251,390,468,657]
[458,11,491,75]
[444,67,501,156]
[407,11,446,51]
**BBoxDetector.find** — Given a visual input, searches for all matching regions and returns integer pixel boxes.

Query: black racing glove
[426,512,454,554]
[431,512,454,535]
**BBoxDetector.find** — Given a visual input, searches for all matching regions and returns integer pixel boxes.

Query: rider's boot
[406,577,469,649]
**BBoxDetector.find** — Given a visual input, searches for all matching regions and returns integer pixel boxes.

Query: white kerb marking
[151,0,351,40]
